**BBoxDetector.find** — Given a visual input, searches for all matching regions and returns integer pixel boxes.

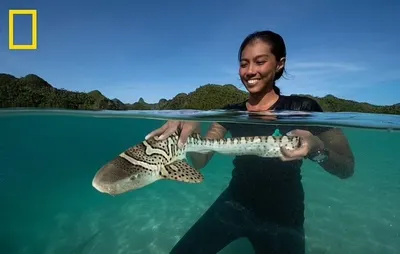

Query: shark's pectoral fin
[161,160,204,184]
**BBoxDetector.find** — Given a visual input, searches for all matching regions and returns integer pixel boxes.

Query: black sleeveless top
[217,95,331,227]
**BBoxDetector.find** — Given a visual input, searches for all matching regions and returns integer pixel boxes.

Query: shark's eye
[130,175,137,181]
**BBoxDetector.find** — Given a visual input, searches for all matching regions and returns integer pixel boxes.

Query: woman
[145,30,355,254]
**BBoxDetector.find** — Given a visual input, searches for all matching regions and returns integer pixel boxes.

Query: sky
[0,0,399,105]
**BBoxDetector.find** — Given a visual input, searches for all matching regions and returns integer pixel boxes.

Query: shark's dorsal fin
[173,128,202,139]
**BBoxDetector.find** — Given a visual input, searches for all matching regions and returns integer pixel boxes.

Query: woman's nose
[245,65,256,77]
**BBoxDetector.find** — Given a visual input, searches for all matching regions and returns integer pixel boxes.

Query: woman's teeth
[248,79,260,84]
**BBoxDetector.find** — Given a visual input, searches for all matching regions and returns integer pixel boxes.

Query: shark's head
[92,155,159,195]
[92,137,180,196]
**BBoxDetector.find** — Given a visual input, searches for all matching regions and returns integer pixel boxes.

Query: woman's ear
[276,57,286,72]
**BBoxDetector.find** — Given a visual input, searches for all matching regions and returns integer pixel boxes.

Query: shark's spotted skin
[92,132,301,195]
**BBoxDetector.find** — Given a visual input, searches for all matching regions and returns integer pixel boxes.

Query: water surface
[0,109,399,254]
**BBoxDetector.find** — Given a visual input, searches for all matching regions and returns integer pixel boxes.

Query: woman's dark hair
[238,30,287,95]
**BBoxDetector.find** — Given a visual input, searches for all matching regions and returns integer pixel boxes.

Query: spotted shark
[92,131,301,196]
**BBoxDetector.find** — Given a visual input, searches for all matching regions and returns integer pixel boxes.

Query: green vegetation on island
[0,73,399,115]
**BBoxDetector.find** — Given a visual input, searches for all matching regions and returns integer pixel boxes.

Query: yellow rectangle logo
[9,9,38,50]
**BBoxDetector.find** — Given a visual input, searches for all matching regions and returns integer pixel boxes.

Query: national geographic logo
[8,9,38,50]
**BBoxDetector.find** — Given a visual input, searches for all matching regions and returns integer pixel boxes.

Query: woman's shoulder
[277,95,324,112]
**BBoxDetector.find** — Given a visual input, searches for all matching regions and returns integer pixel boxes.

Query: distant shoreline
[0,73,399,115]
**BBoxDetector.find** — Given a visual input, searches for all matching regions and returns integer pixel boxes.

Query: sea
[0,109,399,254]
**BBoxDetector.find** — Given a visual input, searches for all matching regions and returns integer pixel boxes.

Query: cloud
[289,61,365,72]
[277,59,400,101]
[287,61,367,82]
[276,61,365,96]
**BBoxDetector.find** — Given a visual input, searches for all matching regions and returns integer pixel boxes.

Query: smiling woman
[238,30,286,110]
[145,30,355,254]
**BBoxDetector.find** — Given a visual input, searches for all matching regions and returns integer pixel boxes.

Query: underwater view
[1,109,399,254]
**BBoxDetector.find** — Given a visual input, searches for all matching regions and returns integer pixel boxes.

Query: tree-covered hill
[0,73,399,114]
[0,74,125,110]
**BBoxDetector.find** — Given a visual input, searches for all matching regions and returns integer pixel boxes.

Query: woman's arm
[316,128,355,179]
[187,122,227,169]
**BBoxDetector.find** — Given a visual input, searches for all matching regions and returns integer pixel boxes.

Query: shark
[92,131,301,196]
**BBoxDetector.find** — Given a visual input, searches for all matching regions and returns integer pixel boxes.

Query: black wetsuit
[170,95,331,254]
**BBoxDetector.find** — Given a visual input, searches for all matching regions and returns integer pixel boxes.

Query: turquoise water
[1,110,400,254]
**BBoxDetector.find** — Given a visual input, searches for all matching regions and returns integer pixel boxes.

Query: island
[0,73,399,115]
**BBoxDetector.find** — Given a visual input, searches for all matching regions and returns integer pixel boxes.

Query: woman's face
[239,39,284,95]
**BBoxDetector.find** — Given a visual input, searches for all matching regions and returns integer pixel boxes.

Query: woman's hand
[280,129,325,161]
[145,120,201,148]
